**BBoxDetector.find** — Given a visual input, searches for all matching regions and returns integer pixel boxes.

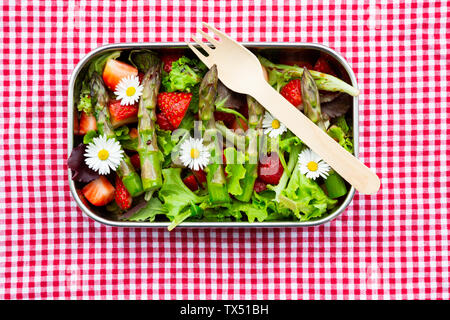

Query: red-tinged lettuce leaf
[319,91,341,104]
[68,143,99,183]
[215,81,247,109]
[321,94,352,119]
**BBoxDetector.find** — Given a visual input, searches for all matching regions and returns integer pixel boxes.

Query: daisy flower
[297,148,331,180]
[114,75,143,106]
[179,137,210,171]
[262,112,287,138]
[84,135,124,175]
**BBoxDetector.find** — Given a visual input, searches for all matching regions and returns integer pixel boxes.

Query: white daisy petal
[262,112,287,139]
[297,148,331,181]
[179,137,210,170]
[84,134,124,175]
[114,75,143,106]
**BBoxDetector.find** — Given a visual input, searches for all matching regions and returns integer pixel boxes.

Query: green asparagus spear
[199,65,231,204]
[137,56,163,192]
[301,68,327,131]
[258,56,359,96]
[235,96,265,202]
[90,73,143,197]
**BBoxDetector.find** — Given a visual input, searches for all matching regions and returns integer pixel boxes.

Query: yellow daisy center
[126,86,136,97]
[98,149,109,161]
[307,161,318,172]
[271,119,280,129]
[190,148,200,159]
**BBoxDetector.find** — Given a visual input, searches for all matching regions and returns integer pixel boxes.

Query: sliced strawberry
[280,79,302,109]
[82,176,115,207]
[115,175,132,210]
[258,152,284,185]
[253,179,267,193]
[231,118,248,132]
[78,111,97,135]
[130,153,140,170]
[183,174,199,191]
[157,92,192,129]
[313,56,336,76]
[102,59,138,91]
[161,52,183,73]
[192,169,207,188]
[156,112,175,131]
[108,99,138,128]
[76,189,90,208]
[214,111,235,127]
[73,110,80,135]
[129,127,138,139]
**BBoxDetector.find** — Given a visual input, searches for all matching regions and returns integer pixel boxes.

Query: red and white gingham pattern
[0,0,448,300]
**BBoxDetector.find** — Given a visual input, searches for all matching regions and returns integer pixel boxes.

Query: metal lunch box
[68,42,359,228]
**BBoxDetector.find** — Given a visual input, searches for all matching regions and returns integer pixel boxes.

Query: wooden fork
[188,23,380,195]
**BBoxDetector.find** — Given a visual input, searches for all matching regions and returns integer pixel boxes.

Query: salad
[68,48,357,230]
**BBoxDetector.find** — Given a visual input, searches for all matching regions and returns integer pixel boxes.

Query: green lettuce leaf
[128,197,168,222]
[159,168,208,228]
[278,165,337,221]
[225,201,267,223]
[162,56,207,92]
[156,128,177,156]
[128,50,159,72]
[328,116,353,153]
[188,85,200,113]
[224,148,246,196]
[251,191,293,221]
[77,92,93,115]
[114,126,130,140]
[83,130,98,144]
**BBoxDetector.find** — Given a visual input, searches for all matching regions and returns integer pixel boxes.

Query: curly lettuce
[159,168,208,230]
[162,56,207,92]
[223,148,246,196]
[278,165,337,221]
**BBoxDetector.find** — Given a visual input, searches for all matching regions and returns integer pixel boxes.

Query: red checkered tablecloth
[0,0,448,300]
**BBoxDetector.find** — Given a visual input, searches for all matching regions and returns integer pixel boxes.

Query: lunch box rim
[68,42,359,228]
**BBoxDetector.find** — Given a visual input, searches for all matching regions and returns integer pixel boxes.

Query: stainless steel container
[68,42,359,228]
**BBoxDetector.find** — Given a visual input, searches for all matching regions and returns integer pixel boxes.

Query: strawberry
[115,175,132,210]
[253,179,267,193]
[102,59,138,91]
[231,118,248,132]
[76,189,90,208]
[161,52,183,73]
[82,176,115,207]
[258,152,284,185]
[192,169,207,188]
[130,153,140,170]
[73,110,80,135]
[157,92,192,129]
[108,99,138,128]
[183,174,199,191]
[214,111,235,127]
[156,112,175,131]
[129,127,138,139]
[280,79,302,108]
[78,111,97,135]
[313,56,336,76]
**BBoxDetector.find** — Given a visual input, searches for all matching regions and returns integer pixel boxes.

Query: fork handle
[251,81,380,195]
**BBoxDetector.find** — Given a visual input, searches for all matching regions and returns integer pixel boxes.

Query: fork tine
[202,22,232,42]
[191,35,213,54]
[186,43,212,68]
[198,29,220,47]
